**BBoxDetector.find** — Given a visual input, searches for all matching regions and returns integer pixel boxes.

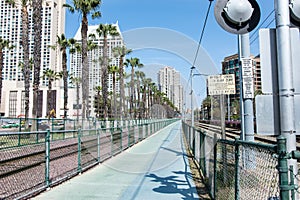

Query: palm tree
[7,0,30,119]
[124,58,143,118]
[64,0,101,119]
[94,85,102,118]
[148,82,157,116]
[96,24,119,119]
[202,96,212,120]
[112,46,132,119]
[70,75,81,121]
[0,38,13,105]
[108,65,119,119]
[42,69,61,117]
[69,38,81,54]
[50,34,70,118]
[135,71,145,119]
[61,35,96,119]
[32,0,42,121]
[124,81,131,117]
[142,78,152,118]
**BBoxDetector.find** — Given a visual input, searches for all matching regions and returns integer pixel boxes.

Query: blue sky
[65,0,275,106]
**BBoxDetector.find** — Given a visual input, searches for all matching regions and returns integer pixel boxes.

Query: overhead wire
[250,19,275,45]
[185,0,214,107]
[191,0,214,70]
[250,9,276,45]
[187,0,214,88]
[250,9,275,40]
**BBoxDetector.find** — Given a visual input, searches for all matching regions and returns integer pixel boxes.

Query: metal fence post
[146,123,148,137]
[235,138,240,200]
[120,128,123,151]
[45,129,50,187]
[192,128,195,156]
[277,136,290,200]
[213,133,217,199]
[111,128,113,157]
[127,124,130,147]
[97,129,100,162]
[203,132,207,177]
[290,166,295,200]
[77,129,82,173]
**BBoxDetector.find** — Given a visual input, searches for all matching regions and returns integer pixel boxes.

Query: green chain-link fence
[182,121,280,200]
[0,118,178,199]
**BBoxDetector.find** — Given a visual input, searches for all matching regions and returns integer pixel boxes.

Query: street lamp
[190,66,209,127]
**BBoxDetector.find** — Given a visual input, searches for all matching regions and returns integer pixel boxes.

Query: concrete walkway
[34,121,201,200]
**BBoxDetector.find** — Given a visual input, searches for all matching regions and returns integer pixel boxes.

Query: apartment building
[157,66,183,113]
[0,0,65,117]
[69,22,124,117]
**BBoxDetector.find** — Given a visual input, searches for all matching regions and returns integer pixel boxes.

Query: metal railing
[182,121,280,200]
[0,118,178,200]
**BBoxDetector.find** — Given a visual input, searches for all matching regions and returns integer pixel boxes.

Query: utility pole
[191,68,209,127]
[191,67,195,127]
[238,34,254,142]
[275,0,298,180]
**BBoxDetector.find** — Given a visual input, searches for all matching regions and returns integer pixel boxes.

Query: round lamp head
[214,0,261,34]
[224,0,254,24]
[290,0,300,27]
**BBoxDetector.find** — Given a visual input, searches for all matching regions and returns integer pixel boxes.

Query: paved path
[34,121,201,200]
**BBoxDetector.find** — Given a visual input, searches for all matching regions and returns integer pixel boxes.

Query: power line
[187,0,213,90]
[250,9,275,40]
[191,0,214,69]
[250,18,275,45]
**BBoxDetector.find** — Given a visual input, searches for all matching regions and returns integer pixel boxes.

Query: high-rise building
[70,22,124,117]
[157,66,183,113]
[222,53,262,102]
[0,0,65,117]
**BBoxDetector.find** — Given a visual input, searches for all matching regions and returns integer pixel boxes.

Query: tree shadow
[146,173,199,200]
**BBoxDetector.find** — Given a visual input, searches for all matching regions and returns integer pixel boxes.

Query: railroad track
[195,122,300,151]
[0,130,130,199]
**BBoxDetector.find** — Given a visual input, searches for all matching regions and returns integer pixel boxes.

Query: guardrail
[0,118,179,200]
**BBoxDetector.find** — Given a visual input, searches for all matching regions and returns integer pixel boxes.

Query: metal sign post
[208,74,236,139]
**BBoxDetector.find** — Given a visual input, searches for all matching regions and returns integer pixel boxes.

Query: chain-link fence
[0,118,178,199]
[182,121,280,200]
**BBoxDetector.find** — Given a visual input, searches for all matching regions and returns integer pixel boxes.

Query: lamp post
[190,66,209,127]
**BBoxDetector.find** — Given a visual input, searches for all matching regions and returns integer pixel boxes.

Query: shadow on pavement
[146,173,199,200]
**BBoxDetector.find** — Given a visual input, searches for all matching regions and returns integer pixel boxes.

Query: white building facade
[157,66,183,113]
[0,0,65,117]
[70,22,124,117]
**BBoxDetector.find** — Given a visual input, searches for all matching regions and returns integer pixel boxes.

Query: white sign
[208,74,236,95]
[241,58,254,99]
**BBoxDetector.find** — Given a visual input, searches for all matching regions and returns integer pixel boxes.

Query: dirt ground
[183,136,212,200]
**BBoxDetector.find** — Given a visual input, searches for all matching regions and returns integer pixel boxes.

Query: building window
[9,91,17,117]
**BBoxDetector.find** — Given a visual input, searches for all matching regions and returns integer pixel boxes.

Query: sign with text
[241,58,254,98]
[208,74,236,95]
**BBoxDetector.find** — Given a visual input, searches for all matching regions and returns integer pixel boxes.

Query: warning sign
[241,58,254,99]
[208,74,236,95]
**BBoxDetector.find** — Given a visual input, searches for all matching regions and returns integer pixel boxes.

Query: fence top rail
[49,129,78,134]
[218,138,277,152]
[0,130,48,136]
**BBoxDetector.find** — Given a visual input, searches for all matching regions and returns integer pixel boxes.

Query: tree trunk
[22,7,30,120]
[102,35,108,119]
[32,0,42,122]
[113,72,117,119]
[76,83,80,121]
[119,56,125,120]
[137,79,141,119]
[81,15,88,119]
[130,66,134,118]
[62,49,68,118]
[0,51,3,105]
